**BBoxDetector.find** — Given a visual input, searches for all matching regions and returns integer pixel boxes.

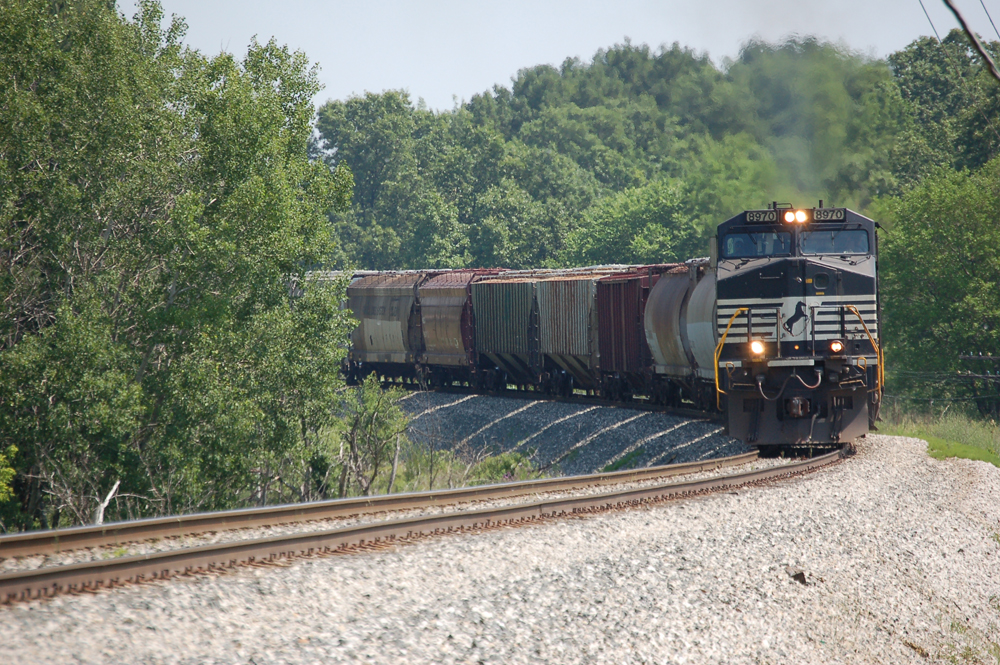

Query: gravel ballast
[0,456,790,575]
[4,435,1000,664]
[401,392,745,474]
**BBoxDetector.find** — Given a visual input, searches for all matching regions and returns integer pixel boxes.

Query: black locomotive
[713,205,881,446]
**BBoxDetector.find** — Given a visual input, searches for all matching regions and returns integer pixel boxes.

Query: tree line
[315,31,998,272]
[315,27,1000,413]
[1,0,998,528]
[0,0,361,529]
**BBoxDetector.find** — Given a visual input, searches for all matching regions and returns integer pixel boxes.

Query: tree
[333,374,409,497]
[0,0,353,528]
[562,179,700,266]
[879,157,1000,404]
[889,30,1000,180]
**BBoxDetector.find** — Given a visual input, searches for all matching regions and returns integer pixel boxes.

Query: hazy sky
[120,0,1000,110]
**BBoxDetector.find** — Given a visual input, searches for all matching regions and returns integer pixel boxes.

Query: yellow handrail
[844,304,883,394]
[711,304,882,409]
[713,307,749,410]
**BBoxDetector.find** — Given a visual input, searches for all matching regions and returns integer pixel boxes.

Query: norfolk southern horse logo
[783,301,808,335]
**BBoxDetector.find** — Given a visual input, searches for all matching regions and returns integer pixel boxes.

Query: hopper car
[342,205,882,447]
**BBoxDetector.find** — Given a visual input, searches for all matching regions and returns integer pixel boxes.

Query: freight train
[340,205,881,447]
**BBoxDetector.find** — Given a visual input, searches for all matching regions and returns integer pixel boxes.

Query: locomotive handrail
[844,304,884,394]
[713,307,749,409]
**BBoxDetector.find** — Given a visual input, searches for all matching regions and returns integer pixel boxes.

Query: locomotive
[341,204,881,447]
[714,205,881,446]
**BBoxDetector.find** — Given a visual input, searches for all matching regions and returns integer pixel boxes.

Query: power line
[917,0,1000,145]
[920,0,944,39]
[980,0,1000,42]
[942,0,1000,82]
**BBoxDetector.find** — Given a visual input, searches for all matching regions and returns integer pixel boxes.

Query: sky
[120,0,1000,111]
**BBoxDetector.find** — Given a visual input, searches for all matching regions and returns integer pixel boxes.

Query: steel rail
[0,447,846,604]
[0,451,758,559]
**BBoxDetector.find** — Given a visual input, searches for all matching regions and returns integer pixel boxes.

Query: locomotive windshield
[800,229,869,255]
[721,231,792,259]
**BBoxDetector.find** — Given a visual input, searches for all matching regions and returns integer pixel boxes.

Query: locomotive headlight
[829,339,845,354]
[783,211,795,223]
[795,210,807,223]
[750,340,765,355]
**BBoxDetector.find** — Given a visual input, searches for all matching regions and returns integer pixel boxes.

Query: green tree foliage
[0,0,354,528]
[879,158,1000,400]
[875,29,1000,415]
[563,179,699,265]
[889,30,1000,179]
[318,38,914,270]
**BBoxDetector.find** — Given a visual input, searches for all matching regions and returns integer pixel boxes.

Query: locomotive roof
[719,207,875,232]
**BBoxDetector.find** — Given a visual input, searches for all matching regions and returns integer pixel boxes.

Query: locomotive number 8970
[714,204,881,446]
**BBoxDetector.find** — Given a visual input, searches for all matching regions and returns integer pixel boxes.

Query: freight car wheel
[344,363,360,386]
[560,374,575,398]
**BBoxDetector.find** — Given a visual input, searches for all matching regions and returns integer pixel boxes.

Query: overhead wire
[916,0,1000,144]
[942,0,1000,82]
[980,0,1000,41]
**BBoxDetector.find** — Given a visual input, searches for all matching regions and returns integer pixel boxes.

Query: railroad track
[0,447,847,604]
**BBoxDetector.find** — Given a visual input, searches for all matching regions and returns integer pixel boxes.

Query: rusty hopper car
[346,271,439,381]
[595,265,677,401]
[469,267,637,394]
[469,274,538,390]
[342,204,882,449]
[534,267,634,396]
[416,269,502,388]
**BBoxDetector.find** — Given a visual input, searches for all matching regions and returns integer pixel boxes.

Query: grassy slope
[881,410,1000,469]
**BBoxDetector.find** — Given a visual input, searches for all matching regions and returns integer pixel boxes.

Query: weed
[468,451,539,484]
[989,595,1000,613]
[925,436,1000,469]
[602,449,643,472]
[903,640,929,658]
[881,408,1000,469]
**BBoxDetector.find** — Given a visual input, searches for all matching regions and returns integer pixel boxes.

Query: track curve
[0,447,848,604]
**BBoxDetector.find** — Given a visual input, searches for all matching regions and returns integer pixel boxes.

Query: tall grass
[368,447,544,496]
[880,399,1000,468]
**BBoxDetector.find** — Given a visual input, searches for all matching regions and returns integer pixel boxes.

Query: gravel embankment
[4,435,1000,664]
[0,456,791,574]
[1,392,746,574]
[401,392,746,475]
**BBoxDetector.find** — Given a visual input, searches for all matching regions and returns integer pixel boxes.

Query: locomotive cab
[714,205,881,447]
